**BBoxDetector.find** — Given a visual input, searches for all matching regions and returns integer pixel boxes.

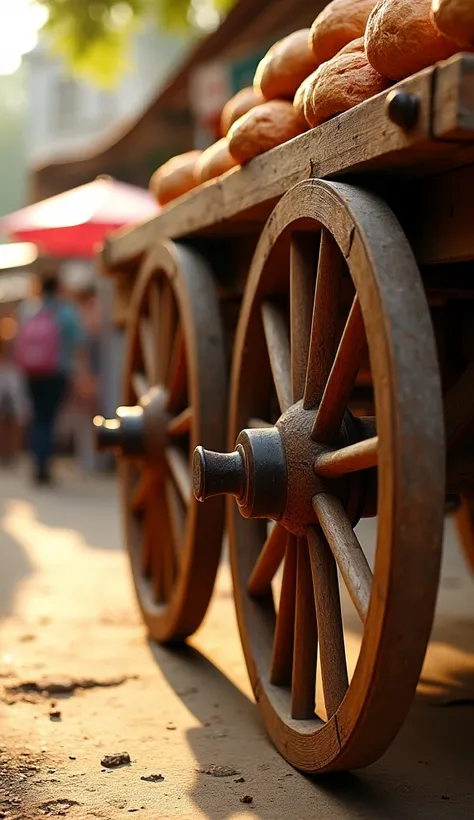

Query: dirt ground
[0,462,473,820]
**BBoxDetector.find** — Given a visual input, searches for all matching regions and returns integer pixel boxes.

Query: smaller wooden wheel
[94,241,227,642]
[193,181,445,772]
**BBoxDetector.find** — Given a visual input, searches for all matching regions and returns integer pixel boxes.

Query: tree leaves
[36,0,237,86]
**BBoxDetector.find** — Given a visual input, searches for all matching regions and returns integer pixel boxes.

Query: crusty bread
[310,0,378,64]
[149,151,201,206]
[228,100,307,164]
[365,0,459,81]
[301,38,391,128]
[220,87,265,136]
[254,30,319,100]
[431,0,474,47]
[195,138,239,183]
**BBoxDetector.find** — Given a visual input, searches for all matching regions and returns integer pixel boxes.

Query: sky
[0,1,48,75]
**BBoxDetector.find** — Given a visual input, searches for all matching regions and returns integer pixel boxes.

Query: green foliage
[36,0,237,86]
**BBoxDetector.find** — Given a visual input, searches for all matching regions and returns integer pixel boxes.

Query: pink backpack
[15,306,61,376]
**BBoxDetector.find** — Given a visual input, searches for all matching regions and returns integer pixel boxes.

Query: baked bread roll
[310,0,378,64]
[220,87,264,136]
[365,0,459,81]
[431,0,474,47]
[228,100,307,164]
[254,30,319,100]
[195,138,239,183]
[149,151,201,206]
[300,38,391,128]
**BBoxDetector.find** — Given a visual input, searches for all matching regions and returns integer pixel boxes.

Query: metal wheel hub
[194,401,372,536]
[93,386,170,462]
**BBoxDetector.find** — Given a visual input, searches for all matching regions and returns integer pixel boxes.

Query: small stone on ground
[100,752,131,768]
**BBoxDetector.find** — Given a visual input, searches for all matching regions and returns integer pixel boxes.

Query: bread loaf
[431,0,474,47]
[228,100,307,164]
[310,0,378,64]
[195,138,239,183]
[293,75,312,116]
[220,87,264,136]
[149,151,201,206]
[365,0,459,80]
[254,30,319,100]
[301,38,391,128]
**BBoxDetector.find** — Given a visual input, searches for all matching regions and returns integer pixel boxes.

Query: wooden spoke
[313,493,372,622]
[444,363,474,451]
[454,496,474,574]
[304,229,343,409]
[291,538,318,720]
[290,234,316,402]
[164,479,186,563]
[248,523,287,597]
[167,325,187,413]
[270,536,297,686]
[159,283,175,384]
[149,280,161,331]
[140,504,152,577]
[261,301,292,413]
[131,371,148,400]
[315,436,378,478]
[307,527,348,719]
[147,500,163,603]
[312,296,367,443]
[248,417,273,429]
[139,318,156,385]
[155,489,175,600]
[131,469,154,513]
[166,446,191,504]
[167,406,192,437]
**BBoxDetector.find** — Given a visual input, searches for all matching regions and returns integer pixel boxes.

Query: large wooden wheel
[95,241,227,642]
[193,180,445,772]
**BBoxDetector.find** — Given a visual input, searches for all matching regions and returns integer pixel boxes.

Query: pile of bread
[150,0,473,206]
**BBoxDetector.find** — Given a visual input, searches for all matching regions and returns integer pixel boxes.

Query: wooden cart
[94,53,474,774]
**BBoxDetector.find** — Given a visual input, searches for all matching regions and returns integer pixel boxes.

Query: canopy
[0,177,158,259]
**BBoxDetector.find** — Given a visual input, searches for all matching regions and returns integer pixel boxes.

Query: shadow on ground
[149,639,474,819]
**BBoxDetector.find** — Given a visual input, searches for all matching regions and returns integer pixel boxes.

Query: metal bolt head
[385,90,420,129]
[193,427,287,520]
[193,446,246,502]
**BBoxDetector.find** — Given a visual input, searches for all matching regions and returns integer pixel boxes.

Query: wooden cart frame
[95,54,474,773]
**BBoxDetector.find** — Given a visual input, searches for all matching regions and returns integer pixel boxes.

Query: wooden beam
[100,55,474,274]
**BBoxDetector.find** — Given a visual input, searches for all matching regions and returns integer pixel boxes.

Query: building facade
[25,26,189,172]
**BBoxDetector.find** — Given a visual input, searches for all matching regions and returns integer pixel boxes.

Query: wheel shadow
[148,639,474,819]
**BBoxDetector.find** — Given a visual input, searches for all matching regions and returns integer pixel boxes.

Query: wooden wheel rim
[122,240,226,642]
[228,180,445,772]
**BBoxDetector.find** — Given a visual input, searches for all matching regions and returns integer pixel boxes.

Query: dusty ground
[0,461,473,820]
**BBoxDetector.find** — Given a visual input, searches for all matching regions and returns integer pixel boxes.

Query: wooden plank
[433,53,474,140]
[101,67,440,271]
[100,55,474,275]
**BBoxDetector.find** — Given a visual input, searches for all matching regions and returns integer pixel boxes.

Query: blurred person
[15,273,88,484]
[0,333,29,465]
[72,286,101,473]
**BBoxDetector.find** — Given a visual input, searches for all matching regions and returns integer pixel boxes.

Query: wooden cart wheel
[193,180,445,772]
[454,496,474,574]
[95,241,227,643]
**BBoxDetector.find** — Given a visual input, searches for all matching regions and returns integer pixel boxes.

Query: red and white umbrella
[0,177,158,259]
